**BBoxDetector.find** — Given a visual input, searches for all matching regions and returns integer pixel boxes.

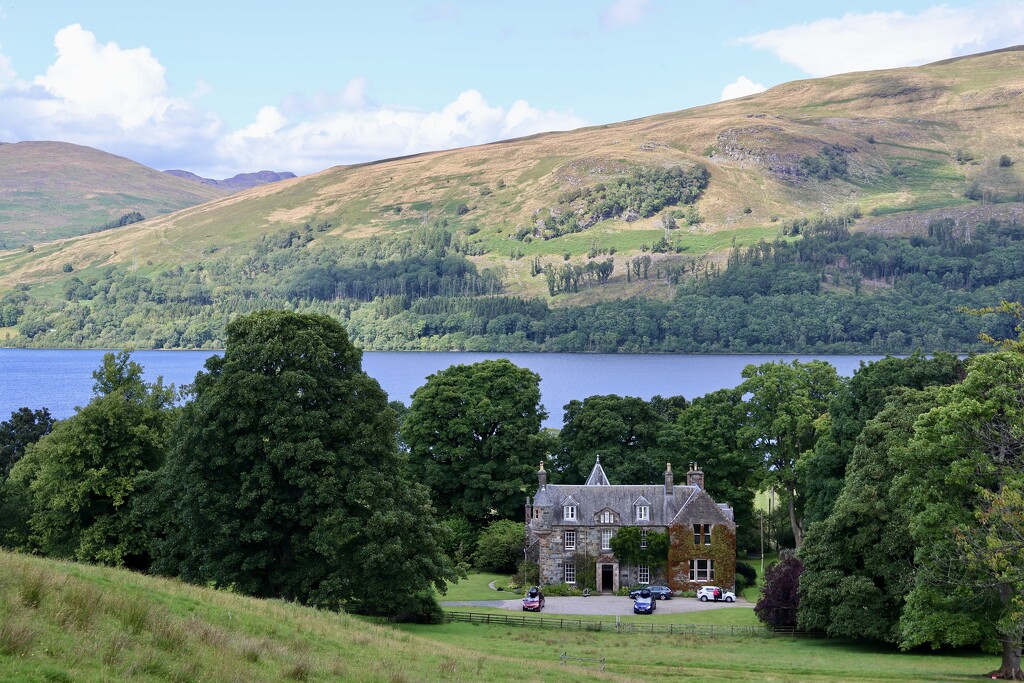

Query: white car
[696,586,735,602]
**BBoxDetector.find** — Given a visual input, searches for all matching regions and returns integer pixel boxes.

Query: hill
[1,48,1023,351]
[0,549,611,682]
[0,142,227,249]
[164,169,298,192]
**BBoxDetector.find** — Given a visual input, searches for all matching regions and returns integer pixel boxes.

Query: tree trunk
[787,488,803,549]
[990,637,1023,680]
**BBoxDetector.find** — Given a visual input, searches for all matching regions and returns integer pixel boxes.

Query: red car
[522,586,545,612]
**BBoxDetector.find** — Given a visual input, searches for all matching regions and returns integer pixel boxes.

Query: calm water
[0,349,886,428]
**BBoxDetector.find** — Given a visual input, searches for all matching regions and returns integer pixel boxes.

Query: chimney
[687,462,704,489]
[524,496,533,523]
[538,461,547,488]
[664,462,674,494]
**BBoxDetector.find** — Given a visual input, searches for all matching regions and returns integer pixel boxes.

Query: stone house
[524,458,736,593]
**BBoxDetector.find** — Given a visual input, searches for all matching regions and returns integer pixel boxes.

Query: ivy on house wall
[667,523,737,592]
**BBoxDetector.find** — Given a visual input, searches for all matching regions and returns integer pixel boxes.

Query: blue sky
[1,1,1022,176]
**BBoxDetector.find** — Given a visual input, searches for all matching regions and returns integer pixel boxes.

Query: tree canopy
[402,359,549,525]
[739,360,840,548]
[149,310,457,619]
[11,352,173,568]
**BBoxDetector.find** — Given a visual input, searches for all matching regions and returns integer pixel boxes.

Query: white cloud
[737,4,1024,77]
[218,89,587,175]
[601,0,650,29]
[0,25,586,176]
[0,24,221,168]
[721,76,766,101]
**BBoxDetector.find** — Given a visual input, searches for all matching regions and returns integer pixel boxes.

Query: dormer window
[599,510,615,524]
[636,505,650,521]
[564,505,577,521]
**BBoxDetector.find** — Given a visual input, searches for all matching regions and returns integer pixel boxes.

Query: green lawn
[443,602,759,627]
[438,571,514,601]
[403,621,995,682]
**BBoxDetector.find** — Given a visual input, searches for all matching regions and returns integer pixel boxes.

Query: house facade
[525,459,736,593]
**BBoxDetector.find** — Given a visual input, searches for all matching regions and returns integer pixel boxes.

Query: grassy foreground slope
[0,550,610,683]
[0,550,996,682]
[2,47,1024,296]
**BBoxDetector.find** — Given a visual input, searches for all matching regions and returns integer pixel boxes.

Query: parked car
[628,585,673,600]
[633,587,656,614]
[522,586,545,612]
[696,586,735,602]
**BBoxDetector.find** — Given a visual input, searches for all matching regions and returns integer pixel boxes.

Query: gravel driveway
[442,594,753,616]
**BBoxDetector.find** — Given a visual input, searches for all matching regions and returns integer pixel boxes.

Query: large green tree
[557,394,676,485]
[10,352,173,567]
[402,359,549,524]
[798,388,939,642]
[739,360,840,548]
[149,310,457,620]
[900,352,1024,679]
[800,352,962,527]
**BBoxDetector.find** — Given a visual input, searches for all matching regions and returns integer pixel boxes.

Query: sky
[0,1,1022,177]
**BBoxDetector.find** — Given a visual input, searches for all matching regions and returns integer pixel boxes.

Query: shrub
[754,550,803,628]
[473,520,524,573]
[735,562,758,592]
[539,583,583,596]
[1000,155,1013,168]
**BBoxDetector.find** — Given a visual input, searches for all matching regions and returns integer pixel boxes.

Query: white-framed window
[690,559,715,582]
[636,505,650,521]
[564,530,576,550]
[638,564,650,584]
[599,510,614,524]
[601,528,613,550]
[564,505,577,521]
[564,562,576,584]
[693,523,711,545]
[640,529,648,548]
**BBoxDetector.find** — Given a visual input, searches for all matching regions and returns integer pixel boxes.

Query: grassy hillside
[3,48,1022,289]
[0,550,996,681]
[0,48,1023,351]
[0,142,226,248]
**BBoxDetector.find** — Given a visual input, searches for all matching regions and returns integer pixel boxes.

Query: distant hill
[1,47,1023,351]
[0,141,226,248]
[164,169,297,192]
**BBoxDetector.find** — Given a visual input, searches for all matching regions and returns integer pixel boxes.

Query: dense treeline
[1,326,1021,675]
[538,165,710,238]
[4,217,1024,352]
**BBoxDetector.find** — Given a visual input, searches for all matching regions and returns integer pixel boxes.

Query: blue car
[633,588,656,614]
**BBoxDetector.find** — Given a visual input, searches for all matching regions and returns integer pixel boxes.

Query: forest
[3,216,1024,352]
[1,310,1021,677]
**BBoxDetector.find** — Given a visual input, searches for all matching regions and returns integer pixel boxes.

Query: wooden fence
[444,610,821,638]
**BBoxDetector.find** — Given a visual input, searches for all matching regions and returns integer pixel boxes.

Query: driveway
[442,594,753,616]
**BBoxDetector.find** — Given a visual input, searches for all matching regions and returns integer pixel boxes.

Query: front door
[601,564,614,592]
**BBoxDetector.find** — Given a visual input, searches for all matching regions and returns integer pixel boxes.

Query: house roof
[533,477,734,528]
[584,456,610,486]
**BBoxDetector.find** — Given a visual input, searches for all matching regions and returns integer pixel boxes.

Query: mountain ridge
[1,47,1023,351]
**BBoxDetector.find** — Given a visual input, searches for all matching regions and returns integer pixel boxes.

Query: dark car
[633,588,656,614]
[522,586,545,612]
[629,585,673,600]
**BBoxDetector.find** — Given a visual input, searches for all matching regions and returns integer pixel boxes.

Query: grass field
[438,572,513,601]
[0,550,1001,682]
[403,621,994,682]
